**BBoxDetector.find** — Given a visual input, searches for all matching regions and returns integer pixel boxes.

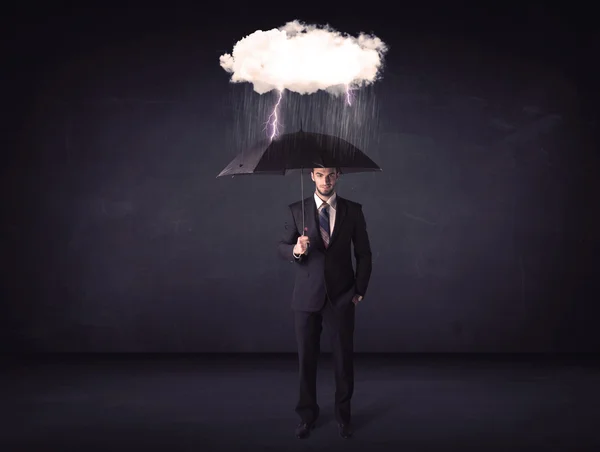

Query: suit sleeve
[353,204,372,297]
[278,205,305,263]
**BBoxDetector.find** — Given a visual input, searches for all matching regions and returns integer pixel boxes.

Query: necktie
[319,203,330,248]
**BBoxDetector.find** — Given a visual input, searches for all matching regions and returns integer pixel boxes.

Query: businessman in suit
[278,167,372,440]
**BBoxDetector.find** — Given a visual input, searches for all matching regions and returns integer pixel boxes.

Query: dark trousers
[294,296,356,425]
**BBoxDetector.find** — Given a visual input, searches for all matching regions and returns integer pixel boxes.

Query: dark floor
[2,354,599,451]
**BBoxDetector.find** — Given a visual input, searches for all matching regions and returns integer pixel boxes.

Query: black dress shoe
[295,422,315,439]
[338,423,353,439]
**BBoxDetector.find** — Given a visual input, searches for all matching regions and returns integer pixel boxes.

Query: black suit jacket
[278,195,372,312]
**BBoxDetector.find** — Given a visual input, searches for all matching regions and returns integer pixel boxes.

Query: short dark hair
[311,167,341,174]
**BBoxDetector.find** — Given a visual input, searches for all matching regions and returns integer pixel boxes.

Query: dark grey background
[3,5,598,352]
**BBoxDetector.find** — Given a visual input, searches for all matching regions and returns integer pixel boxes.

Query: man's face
[311,168,339,197]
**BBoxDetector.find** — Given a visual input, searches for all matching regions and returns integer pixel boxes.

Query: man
[278,167,372,440]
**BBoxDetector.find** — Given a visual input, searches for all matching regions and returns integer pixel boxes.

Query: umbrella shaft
[301,168,305,235]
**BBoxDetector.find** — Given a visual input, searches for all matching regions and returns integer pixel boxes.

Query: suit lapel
[304,197,321,248]
[328,196,346,248]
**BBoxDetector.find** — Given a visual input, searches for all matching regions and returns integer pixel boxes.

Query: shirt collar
[314,192,337,210]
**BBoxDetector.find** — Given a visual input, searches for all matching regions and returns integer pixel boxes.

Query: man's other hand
[352,294,363,305]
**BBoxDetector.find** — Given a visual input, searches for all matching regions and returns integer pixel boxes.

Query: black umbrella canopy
[216,138,282,177]
[216,130,382,178]
[217,129,383,234]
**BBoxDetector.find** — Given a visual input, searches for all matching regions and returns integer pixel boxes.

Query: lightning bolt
[265,89,283,140]
[345,84,353,106]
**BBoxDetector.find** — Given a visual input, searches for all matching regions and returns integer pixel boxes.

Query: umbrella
[217,127,382,232]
